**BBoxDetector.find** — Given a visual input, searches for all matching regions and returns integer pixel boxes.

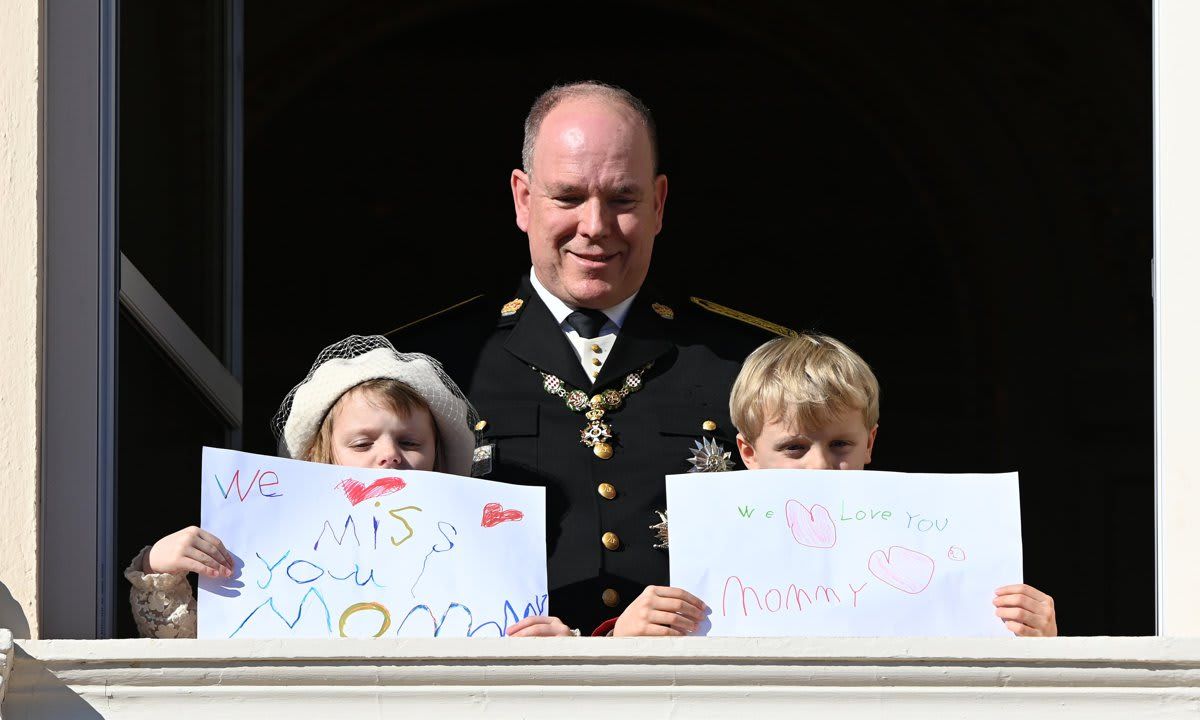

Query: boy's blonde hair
[730,334,880,442]
[303,379,443,469]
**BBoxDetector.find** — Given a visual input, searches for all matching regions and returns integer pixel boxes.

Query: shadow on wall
[0,583,31,639]
[6,646,105,719]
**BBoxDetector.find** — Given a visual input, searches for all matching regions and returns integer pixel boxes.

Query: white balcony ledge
[3,635,1200,718]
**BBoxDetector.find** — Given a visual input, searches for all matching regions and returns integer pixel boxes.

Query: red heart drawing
[481,502,524,528]
[868,546,936,594]
[784,500,837,548]
[337,476,406,506]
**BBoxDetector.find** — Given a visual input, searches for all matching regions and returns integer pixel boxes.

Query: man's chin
[564,279,630,309]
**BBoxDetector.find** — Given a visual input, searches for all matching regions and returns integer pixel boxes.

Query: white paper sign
[668,469,1022,637]
[198,447,546,639]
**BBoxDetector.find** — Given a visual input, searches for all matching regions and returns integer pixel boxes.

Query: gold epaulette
[688,296,798,338]
[383,294,485,337]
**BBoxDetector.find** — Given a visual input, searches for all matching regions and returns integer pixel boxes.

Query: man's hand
[613,585,707,637]
[994,584,1057,637]
[506,615,576,637]
[145,526,234,578]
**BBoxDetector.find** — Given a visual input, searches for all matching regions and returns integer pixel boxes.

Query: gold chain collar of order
[536,362,653,460]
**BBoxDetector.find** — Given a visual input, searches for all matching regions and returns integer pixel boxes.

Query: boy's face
[737,408,877,471]
[329,389,438,471]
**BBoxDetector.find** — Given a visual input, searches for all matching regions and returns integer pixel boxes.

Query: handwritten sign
[667,469,1022,637]
[197,447,547,639]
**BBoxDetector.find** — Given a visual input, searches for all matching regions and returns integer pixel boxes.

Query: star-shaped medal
[650,510,669,550]
[686,437,734,473]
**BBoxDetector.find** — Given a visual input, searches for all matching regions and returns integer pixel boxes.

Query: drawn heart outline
[867,546,936,594]
[337,476,406,506]
[784,499,837,548]
[481,502,524,528]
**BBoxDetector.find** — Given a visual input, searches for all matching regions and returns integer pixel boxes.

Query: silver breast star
[687,437,734,473]
[650,510,669,550]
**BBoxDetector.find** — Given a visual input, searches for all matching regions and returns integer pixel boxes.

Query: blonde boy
[726,333,1058,637]
[731,334,879,471]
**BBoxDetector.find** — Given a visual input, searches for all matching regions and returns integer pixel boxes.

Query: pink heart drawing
[867,546,936,594]
[784,500,837,548]
[481,502,524,528]
[337,476,406,506]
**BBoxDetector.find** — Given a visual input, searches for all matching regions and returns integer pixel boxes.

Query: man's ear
[736,432,759,469]
[652,174,668,235]
[511,169,531,232]
[864,424,879,466]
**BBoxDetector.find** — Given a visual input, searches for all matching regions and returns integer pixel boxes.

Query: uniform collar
[503,274,675,392]
[528,267,638,330]
[503,276,593,389]
[592,288,675,389]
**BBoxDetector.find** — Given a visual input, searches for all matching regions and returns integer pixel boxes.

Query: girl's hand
[613,585,707,636]
[506,615,576,637]
[994,583,1057,637]
[145,526,234,578]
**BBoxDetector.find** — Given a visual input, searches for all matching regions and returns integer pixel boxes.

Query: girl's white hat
[271,335,478,476]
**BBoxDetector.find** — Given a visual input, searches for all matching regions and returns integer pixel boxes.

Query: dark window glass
[119,1,227,358]
[115,314,226,639]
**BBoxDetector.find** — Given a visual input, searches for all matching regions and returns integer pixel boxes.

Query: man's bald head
[522,81,659,176]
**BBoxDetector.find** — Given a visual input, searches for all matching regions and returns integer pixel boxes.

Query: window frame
[40,0,245,639]
[40,0,1200,639]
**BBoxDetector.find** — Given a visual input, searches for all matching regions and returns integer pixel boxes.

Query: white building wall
[0,0,41,640]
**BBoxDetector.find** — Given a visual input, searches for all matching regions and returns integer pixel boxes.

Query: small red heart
[784,500,838,548]
[481,502,524,528]
[868,546,936,594]
[337,476,406,506]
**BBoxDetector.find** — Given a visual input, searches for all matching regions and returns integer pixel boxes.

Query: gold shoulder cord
[688,297,798,338]
[383,294,486,337]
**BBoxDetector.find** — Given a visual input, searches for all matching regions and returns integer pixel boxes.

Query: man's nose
[578,197,610,238]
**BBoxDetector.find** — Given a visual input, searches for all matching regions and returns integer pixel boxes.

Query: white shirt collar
[528,267,637,329]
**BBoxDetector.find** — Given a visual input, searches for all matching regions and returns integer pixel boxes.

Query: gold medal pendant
[580,418,614,460]
[536,362,653,461]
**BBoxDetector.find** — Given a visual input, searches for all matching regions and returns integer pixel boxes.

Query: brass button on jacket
[474,419,489,432]
[602,588,621,607]
[702,419,717,431]
[601,531,621,550]
[597,482,617,500]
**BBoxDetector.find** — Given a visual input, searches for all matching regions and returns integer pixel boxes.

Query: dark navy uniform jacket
[399,274,782,633]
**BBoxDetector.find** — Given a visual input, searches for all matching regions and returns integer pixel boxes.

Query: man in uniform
[396,82,790,635]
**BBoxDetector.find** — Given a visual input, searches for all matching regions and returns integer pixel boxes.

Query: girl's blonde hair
[302,378,444,469]
[730,334,880,442]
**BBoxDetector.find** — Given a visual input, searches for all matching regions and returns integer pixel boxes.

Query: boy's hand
[145,526,234,578]
[613,585,707,636]
[506,615,576,637]
[993,584,1057,637]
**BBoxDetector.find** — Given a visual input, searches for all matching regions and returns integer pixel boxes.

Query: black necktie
[565,309,610,339]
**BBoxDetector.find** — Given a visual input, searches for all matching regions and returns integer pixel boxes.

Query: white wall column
[1155,0,1200,635]
[0,0,42,640]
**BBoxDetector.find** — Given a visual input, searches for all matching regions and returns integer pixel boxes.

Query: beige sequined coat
[125,546,198,638]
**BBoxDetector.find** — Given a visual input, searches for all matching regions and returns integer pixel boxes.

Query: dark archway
[242,0,1152,635]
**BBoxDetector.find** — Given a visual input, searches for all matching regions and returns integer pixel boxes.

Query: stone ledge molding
[4,636,1200,718]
